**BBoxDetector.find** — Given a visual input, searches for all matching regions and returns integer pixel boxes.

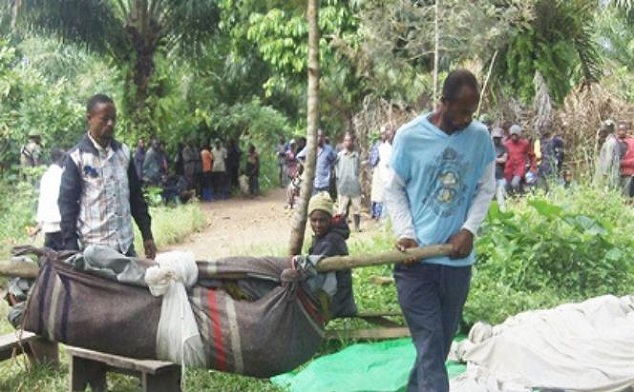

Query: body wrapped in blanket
[21,246,333,378]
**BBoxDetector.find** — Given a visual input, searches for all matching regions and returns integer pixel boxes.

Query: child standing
[307,192,358,319]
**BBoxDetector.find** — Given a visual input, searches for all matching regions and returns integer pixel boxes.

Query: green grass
[134,202,208,252]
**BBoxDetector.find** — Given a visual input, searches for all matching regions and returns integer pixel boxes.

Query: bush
[0,175,40,255]
[465,184,634,326]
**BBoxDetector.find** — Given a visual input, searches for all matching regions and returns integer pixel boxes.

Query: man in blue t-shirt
[297,129,337,195]
[384,69,496,392]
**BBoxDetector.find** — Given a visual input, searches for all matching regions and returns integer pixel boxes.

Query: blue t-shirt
[391,114,495,266]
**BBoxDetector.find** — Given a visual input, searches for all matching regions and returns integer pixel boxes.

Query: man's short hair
[50,148,66,166]
[602,119,615,133]
[87,94,114,113]
[441,69,480,102]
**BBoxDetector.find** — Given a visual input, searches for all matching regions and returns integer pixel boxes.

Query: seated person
[307,192,358,319]
[161,174,194,204]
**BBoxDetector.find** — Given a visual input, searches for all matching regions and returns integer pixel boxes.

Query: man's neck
[429,111,454,135]
[88,132,110,149]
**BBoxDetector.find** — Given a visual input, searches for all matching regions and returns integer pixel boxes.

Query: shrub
[465,185,634,326]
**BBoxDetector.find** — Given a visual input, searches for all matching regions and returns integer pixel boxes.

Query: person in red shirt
[617,121,634,198]
[200,144,214,201]
[504,124,535,195]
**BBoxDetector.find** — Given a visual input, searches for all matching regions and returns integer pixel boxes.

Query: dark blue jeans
[394,263,472,392]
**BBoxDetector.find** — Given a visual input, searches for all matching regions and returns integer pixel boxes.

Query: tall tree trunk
[432,0,440,102]
[288,0,320,256]
[125,0,160,138]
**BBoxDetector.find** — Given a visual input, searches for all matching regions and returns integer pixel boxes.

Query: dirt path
[167,188,294,259]
[167,188,381,259]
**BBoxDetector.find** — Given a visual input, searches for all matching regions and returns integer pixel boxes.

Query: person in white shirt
[211,138,229,199]
[36,148,65,250]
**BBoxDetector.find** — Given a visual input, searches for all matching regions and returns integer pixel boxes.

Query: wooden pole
[0,262,39,279]
[316,244,453,272]
[0,245,453,279]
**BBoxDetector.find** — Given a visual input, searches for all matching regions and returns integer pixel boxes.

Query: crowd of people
[596,119,634,198]
[132,136,260,203]
[486,121,565,210]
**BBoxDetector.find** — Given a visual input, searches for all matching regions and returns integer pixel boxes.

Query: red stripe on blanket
[207,289,226,371]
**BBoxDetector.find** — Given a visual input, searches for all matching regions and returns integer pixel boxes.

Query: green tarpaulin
[271,338,465,392]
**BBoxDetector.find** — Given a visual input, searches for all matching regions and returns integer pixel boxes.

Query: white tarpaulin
[451,295,634,392]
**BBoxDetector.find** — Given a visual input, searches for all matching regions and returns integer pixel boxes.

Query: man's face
[317,130,325,146]
[440,86,479,132]
[618,124,629,139]
[343,135,353,150]
[511,133,520,142]
[309,210,331,237]
[385,129,395,143]
[87,102,116,143]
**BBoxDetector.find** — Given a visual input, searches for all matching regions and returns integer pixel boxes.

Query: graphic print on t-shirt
[422,147,468,217]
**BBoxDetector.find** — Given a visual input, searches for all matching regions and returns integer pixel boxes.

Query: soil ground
[166,187,382,259]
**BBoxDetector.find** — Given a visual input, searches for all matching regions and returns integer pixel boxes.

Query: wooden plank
[325,327,411,341]
[69,355,106,392]
[0,331,37,361]
[142,367,182,392]
[65,346,178,375]
[358,316,402,328]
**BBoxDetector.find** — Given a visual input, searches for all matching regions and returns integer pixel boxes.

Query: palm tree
[12,0,220,134]
[487,0,601,105]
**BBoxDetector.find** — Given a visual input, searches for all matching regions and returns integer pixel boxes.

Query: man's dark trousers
[394,262,472,392]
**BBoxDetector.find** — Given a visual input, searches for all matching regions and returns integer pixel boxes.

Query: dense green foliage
[467,186,634,325]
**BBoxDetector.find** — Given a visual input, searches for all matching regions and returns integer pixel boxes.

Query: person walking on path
[246,144,260,197]
[383,69,496,392]
[297,129,337,195]
[335,133,363,232]
[58,94,156,259]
